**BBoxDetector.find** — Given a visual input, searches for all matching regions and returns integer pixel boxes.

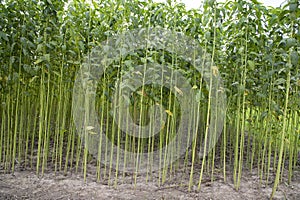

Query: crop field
[0,0,299,199]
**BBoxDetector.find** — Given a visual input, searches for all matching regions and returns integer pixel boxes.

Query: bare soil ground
[0,162,299,200]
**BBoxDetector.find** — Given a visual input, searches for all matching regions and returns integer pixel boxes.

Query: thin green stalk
[12,38,23,173]
[41,71,53,176]
[36,66,45,175]
[271,69,291,199]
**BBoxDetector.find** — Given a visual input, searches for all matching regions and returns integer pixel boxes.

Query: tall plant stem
[270,69,291,199]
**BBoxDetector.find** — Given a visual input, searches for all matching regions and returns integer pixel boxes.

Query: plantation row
[0,0,299,198]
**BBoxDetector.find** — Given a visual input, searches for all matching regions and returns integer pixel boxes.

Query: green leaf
[274,78,286,85]
[289,3,298,12]
[36,44,43,52]
[34,59,43,65]
[43,54,50,62]
[291,51,299,66]
[286,38,297,48]
[62,45,66,52]
[67,60,80,65]
[124,60,132,67]
[247,60,255,70]
[0,31,9,41]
